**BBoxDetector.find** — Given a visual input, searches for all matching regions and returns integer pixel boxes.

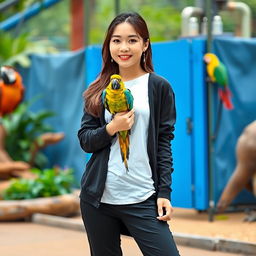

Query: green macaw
[204,53,233,110]
[102,74,134,172]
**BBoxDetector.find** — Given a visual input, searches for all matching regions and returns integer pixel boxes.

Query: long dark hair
[84,12,154,117]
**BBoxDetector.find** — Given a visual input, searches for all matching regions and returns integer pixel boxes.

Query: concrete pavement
[0,222,245,256]
[1,205,256,255]
[30,212,256,255]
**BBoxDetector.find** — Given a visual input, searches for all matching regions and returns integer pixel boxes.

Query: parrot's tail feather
[218,88,234,110]
[118,133,130,171]
[124,160,129,173]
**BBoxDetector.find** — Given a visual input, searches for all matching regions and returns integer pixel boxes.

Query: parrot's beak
[0,66,16,85]
[112,79,120,90]
[203,55,210,64]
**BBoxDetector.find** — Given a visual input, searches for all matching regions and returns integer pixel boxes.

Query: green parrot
[102,74,134,172]
[204,53,233,110]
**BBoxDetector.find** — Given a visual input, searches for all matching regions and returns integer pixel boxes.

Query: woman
[78,12,179,256]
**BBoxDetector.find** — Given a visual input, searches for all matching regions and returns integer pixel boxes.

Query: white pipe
[226,1,251,38]
[181,6,204,37]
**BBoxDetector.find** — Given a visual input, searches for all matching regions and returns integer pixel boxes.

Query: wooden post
[70,0,84,50]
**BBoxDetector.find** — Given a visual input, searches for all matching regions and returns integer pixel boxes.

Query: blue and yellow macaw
[102,74,134,172]
[204,53,233,110]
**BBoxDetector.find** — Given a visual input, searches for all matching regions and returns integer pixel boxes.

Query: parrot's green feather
[214,63,228,87]
[119,130,128,140]
[124,89,133,110]
[102,90,109,110]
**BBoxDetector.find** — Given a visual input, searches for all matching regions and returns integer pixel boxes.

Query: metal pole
[206,0,213,52]
[195,0,204,9]
[0,0,61,31]
[206,0,215,222]
[226,1,251,38]
[0,0,19,12]
[115,0,120,16]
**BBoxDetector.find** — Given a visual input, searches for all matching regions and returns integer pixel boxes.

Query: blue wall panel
[152,40,193,208]
[191,39,208,210]
[85,45,102,86]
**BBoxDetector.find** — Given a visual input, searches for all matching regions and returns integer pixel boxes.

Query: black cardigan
[78,72,176,207]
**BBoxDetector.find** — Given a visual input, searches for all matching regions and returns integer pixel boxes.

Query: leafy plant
[89,0,182,44]
[2,98,55,168]
[0,31,58,67]
[0,0,57,68]
[0,0,58,67]
[2,167,75,200]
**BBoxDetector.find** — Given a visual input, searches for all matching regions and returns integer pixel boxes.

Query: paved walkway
[0,222,244,256]
[1,206,255,255]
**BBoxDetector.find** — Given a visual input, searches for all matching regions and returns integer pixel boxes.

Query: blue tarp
[19,49,87,181]
[213,38,256,204]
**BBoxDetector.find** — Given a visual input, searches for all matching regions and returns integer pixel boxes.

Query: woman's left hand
[156,198,174,221]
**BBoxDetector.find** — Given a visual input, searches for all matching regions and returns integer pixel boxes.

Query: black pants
[80,195,180,256]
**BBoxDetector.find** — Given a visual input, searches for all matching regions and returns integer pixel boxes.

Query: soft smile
[118,55,132,61]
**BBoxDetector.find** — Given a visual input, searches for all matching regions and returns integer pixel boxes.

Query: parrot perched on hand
[102,74,134,172]
[204,53,233,110]
[0,66,24,116]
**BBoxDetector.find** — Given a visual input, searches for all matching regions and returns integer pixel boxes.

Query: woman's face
[109,22,148,73]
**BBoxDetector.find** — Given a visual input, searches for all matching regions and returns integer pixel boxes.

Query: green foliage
[2,98,55,167]
[0,31,30,67]
[0,0,44,22]
[2,167,75,200]
[0,0,25,22]
[0,0,59,64]
[1,0,256,51]
[140,5,181,42]
[16,0,70,50]
[0,31,58,67]
[220,10,238,35]
[89,0,182,44]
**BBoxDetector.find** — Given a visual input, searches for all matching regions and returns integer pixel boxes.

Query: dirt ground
[170,207,256,244]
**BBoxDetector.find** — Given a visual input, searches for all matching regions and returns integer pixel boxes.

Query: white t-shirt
[101,73,155,204]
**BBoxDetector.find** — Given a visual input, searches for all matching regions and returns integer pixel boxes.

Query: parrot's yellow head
[203,53,219,66]
[110,74,124,90]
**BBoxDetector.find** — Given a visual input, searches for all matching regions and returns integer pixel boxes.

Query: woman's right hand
[106,109,135,136]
